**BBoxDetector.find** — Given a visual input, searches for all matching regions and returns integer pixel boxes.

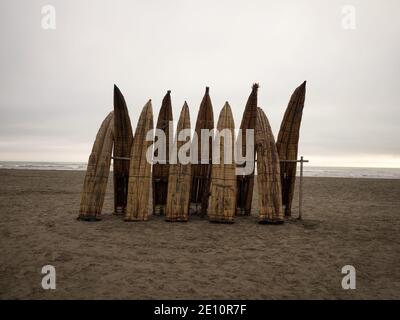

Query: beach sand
[0,169,399,299]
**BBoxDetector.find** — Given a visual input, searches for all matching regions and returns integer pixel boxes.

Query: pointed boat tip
[113,84,121,94]
[182,101,190,113]
[167,90,171,95]
[205,86,210,94]
[113,84,124,108]
[257,107,266,117]
[223,101,232,113]
[252,83,259,91]
[301,80,307,88]
[144,99,152,108]
[144,99,153,113]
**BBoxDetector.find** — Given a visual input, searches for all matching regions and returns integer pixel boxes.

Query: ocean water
[0,161,400,179]
[0,161,88,171]
[302,166,400,179]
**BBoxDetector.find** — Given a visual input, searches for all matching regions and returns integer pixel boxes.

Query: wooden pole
[278,157,309,220]
[299,156,304,220]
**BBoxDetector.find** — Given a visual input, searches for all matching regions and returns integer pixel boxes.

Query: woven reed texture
[190,87,214,215]
[79,112,114,221]
[113,85,133,215]
[208,102,236,223]
[276,81,306,216]
[256,107,284,224]
[236,83,258,216]
[125,100,154,221]
[165,102,192,222]
[152,90,173,215]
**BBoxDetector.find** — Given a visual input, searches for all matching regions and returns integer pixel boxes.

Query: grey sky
[0,0,399,167]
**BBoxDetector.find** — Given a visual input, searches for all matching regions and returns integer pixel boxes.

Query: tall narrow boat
[276,81,306,216]
[190,87,214,216]
[165,102,192,222]
[236,84,258,215]
[113,85,133,215]
[256,107,284,224]
[125,100,154,221]
[78,112,114,221]
[208,102,236,223]
[152,90,173,215]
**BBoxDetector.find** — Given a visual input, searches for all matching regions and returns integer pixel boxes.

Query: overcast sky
[0,0,399,167]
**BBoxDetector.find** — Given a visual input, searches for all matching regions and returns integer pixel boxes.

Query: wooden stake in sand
[152,90,173,215]
[236,83,258,216]
[190,87,214,216]
[113,85,133,215]
[276,81,307,217]
[208,102,236,223]
[256,107,284,224]
[165,102,192,222]
[125,100,154,221]
[78,112,114,221]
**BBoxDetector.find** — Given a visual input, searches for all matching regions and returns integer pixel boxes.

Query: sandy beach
[0,169,399,299]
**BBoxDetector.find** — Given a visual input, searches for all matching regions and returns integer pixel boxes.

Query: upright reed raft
[78,112,114,221]
[165,102,192,222]
[113,85,133,215]
[276,81,306,216]
[125,100,154,221]
[256,107,284,224]
[190,87,214,216]
[152,90,173,215]
[236,83,258,216]
[208,102,236,223]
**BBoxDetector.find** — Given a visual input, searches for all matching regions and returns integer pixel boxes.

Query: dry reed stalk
[125,100,154,221]
[78,112,114,221]
[190,87,214,216]
[276,81,306,216]
[236,83,258,216]
[208,102,236,223]
[256,107,284,224]
[113,85,133,215]
[165,102,191,222]
[152,90,173,215]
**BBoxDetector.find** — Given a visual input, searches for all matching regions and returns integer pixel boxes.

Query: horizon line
[0,160,399,170]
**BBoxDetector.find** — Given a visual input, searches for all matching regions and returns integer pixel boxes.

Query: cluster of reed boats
[78,81,306,224]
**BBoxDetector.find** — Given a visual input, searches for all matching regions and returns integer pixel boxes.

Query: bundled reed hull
[79,112,114,221]
[236,84,258,216]
[256,107,284,224]
[208,102,236,223]
[165,102,191,222]
[113,85,133,215]
[190,87,214,216]
[276,81,306,216]
[152,91,173,215]
[125,100,154,221]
